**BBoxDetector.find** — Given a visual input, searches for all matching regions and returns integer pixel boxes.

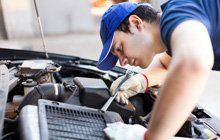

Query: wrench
[101,70,134,111]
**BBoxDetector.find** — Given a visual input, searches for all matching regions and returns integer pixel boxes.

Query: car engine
[0,50,220,140]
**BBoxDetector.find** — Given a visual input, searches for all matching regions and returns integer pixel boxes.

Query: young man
[97,1,220,140]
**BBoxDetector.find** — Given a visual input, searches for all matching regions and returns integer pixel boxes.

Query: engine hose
[18,83,70,111]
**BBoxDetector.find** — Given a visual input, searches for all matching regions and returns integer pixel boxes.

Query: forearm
[147,61,211,140]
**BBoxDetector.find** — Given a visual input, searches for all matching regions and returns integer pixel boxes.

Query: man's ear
[128,15,143,31]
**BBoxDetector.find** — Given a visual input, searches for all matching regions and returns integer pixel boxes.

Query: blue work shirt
[160,0,220,70]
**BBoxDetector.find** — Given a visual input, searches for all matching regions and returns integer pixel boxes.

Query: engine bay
[1,51,220,140]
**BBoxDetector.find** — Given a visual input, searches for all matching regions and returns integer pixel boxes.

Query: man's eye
[116,46,122,52]
[111,44,122,55]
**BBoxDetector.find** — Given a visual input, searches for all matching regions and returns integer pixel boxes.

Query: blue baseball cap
[97,2,140,70]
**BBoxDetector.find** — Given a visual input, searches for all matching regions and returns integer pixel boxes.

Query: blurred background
[0,0,167,59]
[0,0,219,118]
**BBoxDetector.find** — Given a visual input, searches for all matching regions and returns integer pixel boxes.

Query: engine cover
[73,77,136,121]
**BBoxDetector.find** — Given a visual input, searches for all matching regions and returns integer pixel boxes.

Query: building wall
[1,0,35,39]
[34,0,95,35]
[1,0,95,39]
[0,1,7,39]
[150,0,168,11]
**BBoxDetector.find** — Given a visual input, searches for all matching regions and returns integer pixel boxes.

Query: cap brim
[97,34,118,70]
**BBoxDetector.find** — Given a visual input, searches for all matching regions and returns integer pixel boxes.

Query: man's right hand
[110,74,148,104]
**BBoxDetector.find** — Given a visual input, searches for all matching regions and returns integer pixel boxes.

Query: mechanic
[97,0,220,140]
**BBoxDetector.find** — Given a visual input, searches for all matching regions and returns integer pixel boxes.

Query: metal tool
[101,70,134,111]
[33,0,49,59]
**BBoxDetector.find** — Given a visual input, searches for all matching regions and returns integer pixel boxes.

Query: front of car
[0,1,220,140]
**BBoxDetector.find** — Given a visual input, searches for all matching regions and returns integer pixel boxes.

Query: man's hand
[110,74,147,104]
[104,122,147,140]
[104,122,211,140]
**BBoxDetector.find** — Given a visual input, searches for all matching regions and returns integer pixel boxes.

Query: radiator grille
[44,105,106,140]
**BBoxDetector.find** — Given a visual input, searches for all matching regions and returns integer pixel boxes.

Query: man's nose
[119,56,128,66]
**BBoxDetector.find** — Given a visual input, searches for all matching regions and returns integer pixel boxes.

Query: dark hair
[117,4,159,33]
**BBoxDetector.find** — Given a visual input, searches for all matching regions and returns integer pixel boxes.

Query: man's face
[111,29,154,69]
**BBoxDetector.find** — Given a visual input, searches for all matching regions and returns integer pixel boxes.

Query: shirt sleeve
[160,0,211,56]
